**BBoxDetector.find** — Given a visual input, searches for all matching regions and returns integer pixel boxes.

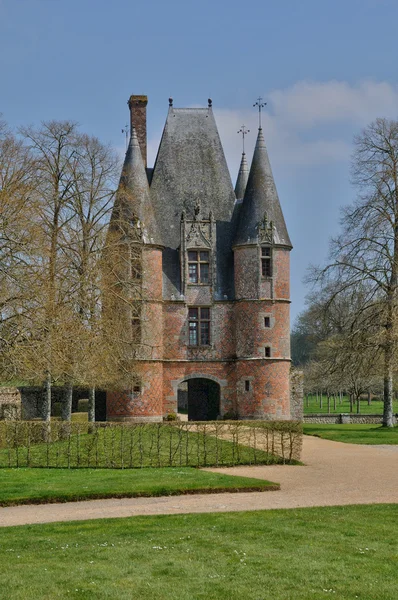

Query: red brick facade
[107,246,291,422]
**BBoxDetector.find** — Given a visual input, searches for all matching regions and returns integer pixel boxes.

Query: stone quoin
[106,95,292,421]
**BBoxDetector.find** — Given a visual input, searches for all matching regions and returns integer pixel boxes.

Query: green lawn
[304,394,398,415]
[304,423,398,444]
[0,467,278,507]
[0,422,299,468]
[0,505,397,599]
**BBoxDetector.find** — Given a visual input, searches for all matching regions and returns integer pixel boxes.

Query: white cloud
[269,80,398,128]
[146,79,398,176]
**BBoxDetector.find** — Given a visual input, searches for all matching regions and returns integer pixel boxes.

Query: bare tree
[0,117,37,382]
[311,118,398,426]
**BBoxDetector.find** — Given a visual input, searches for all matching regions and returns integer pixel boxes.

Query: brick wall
[128,95,148,166]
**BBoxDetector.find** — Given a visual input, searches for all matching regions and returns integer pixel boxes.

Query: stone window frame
[187,249,211,285]
[257,343,273,358]
[259,311,274,330]
[187,306,211,347]
[260,245,272,278]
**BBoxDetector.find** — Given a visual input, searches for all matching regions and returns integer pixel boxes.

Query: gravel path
[1,435,397,528]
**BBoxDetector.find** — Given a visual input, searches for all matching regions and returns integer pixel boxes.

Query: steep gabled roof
[150,107,236,245]
[234,128,291,248]
[150,107,236,297]
[110,128,161,245]
[235,152,249,200]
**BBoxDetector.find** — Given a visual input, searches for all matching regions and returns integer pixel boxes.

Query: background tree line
[292,117,398,427]
[0,116,141,421]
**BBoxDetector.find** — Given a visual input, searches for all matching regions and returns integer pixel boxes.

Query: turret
[110,127,160,245]
[235,152,249,200]
[233,127,292,420]
[234,127,291,248]
[106,112,163,423]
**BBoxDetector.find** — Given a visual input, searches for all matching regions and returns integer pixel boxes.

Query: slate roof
[234,128,292,248]
[149,107,237,298]
[234,152,249,200]
[111,128,161,245]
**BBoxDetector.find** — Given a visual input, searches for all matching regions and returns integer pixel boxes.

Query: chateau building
[107,95,292,421]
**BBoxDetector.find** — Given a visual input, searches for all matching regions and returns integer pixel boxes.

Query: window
[245,380,250,392]
[131,317,141,341]
[131,248,142,280]
[265,347,271,357]
[261,246,272,277]
[132,383,141,398]
[188,250,210,284]
[264,316,271,328]
[188,307,211,346]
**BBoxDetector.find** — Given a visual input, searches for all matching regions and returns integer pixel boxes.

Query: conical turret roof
[234,128,291,248]
[110,128,161,245]
[234,152,249,200]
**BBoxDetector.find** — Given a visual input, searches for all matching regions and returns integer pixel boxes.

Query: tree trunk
[320,392,323,409]
[349,394,353,413]
[327,394,331,414]
[88,386,95,423]
[63,381,73,421]
[383,346,394,427]
[43,372,52,422]
[356,395,361,414]
[367,391,371,406]
[333,394,337,411]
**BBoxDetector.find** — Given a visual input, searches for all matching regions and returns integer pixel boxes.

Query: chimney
[128,95,148,167]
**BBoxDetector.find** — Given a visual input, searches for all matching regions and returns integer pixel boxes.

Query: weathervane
[121,123,130,150]
[237,125,250,154]
[253,97,267,129]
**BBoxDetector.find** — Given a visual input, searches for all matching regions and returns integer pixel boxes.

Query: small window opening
[261,246,272,278]
[245,380,250,392]
[131,248,142,280]
[265,347,271,358]
[264,316,271,328]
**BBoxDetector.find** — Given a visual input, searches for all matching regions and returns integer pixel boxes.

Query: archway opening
[177,378,220,421]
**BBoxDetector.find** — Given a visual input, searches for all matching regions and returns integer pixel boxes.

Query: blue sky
[1,0,398,322]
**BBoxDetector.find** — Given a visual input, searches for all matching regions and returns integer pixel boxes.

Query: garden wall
[304,414,397,425]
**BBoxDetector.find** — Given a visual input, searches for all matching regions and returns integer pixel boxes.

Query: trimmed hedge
[0,420,302,468]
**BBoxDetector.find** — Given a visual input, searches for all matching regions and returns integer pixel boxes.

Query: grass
[0,467,278,507]
[0,505,397,599]
[304,394,398,415]
[0,422,298,468]
[304,423,398,444]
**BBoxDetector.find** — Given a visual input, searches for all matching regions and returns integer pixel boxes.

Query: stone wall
[0,387,22,420]
[304,413,397,425]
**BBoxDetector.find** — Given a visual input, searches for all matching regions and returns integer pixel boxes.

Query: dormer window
[188,250,210,284]
[261,246,272,278]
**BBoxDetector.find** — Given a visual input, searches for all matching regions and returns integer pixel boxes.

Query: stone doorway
[178,378,220,421]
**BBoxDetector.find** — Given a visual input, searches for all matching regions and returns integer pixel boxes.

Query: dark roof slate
[150,107,237,297]
[234,128,292,248]
[234,152,249,200]
[110,128,161,245]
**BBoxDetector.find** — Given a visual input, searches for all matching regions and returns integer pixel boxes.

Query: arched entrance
[177,378,220,421]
